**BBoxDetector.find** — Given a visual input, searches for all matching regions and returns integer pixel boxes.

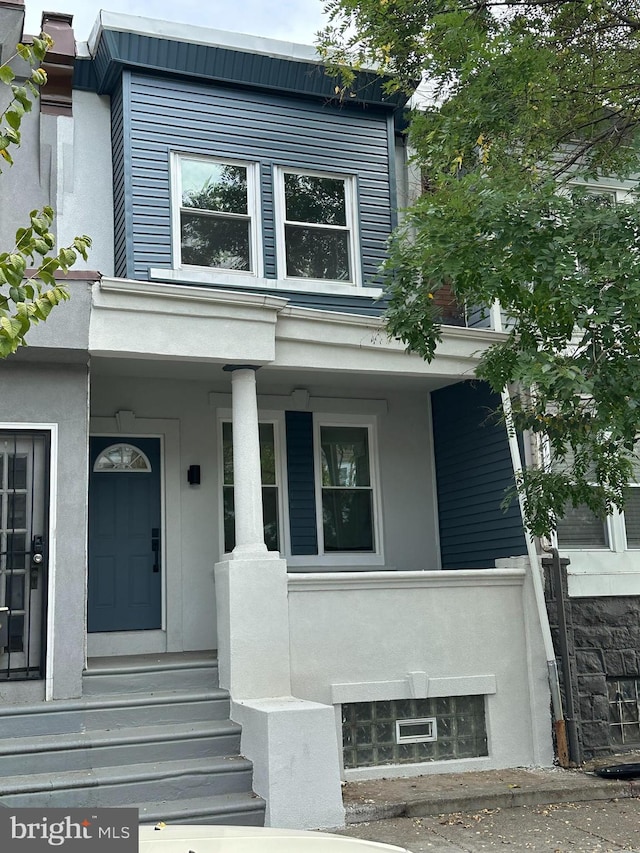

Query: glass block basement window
[608,678,640,746]
[342,696,488,769]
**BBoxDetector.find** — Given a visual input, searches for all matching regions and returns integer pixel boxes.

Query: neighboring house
[0,0,557,829]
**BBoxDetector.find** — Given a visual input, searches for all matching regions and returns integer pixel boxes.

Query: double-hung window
[554,452,640,551]
[222,420,280,553]
[277,168,358,284]
[316,422,378,554]
[175,155,258,273]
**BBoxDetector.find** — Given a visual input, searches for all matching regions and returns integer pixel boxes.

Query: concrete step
[0,690,230,737]
[83,653,219,695]
[137,793,266,826]
[0,756,255,808]
[0,652,263,828]
[0,719,241,774]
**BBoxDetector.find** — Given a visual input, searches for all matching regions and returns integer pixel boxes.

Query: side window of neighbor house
[622,455,640,548]
[176,156,258,272]
[277,169,358,284]
[554,445,609,548]
[222,421,279,553]
[317,423,377,553]
[555,503,609,549]
[555,453,640,550]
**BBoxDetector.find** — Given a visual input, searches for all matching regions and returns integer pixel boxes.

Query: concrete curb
[345,777,640,824]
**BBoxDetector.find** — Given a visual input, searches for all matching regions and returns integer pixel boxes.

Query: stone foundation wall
[544,559,640,760]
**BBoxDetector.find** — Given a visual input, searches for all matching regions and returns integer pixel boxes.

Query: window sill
[286,554,386,569]
[148,268,383,299]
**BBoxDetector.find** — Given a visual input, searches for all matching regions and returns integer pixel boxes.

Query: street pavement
[338,799,640,851]
[335,762,640,851]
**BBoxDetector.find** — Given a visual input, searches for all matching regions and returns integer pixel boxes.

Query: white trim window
[172,154,260,274]
[555,502,610,550]
[221,418,283,554]
[276,167,359,286]
[554,456,640,552]
[314,417,380,556]
[622,482,640,549]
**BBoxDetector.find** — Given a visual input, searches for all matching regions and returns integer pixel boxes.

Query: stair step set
[0,654,265,826]
[82,654,220,696]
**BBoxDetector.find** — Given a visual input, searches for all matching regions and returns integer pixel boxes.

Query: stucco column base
[214,557,292,699]
[232,696,345,830]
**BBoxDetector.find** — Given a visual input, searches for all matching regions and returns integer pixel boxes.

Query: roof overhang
[73,10,410,116]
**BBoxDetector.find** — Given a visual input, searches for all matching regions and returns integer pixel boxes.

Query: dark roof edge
[73,24,409,112]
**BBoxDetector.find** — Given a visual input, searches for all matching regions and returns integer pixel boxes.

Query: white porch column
[224,365,273,559]
[215,365,345,830]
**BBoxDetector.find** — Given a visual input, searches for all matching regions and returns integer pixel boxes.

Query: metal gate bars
[0,431,49,681]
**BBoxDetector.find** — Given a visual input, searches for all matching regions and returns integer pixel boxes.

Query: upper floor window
[174,155,259,273]
[276,168,358,285]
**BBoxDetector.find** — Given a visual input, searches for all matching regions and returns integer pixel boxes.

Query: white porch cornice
[287,568,526,592]
[97,277,289,312]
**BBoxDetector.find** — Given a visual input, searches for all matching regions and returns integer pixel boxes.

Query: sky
[23,0,329,45]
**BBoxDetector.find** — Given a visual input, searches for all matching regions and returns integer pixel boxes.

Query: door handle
[151,528,160,573]
[31,535,44,589]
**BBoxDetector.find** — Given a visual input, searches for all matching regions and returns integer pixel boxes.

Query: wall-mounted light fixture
[187,465,201,486]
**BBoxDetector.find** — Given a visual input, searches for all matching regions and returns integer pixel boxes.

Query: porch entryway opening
[0,430,50,681]
[88,437,162,632]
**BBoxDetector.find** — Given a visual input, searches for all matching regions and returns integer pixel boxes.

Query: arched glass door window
[93,443,152,472]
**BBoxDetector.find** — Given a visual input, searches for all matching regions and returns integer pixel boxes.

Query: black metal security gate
[0,431,49,680]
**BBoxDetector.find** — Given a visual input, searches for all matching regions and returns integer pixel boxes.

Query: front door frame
[0,423,58,698]
[88,416,183,657]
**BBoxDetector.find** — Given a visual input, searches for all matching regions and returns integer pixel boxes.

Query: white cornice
[97,278,289,312]
[280,303,509,344]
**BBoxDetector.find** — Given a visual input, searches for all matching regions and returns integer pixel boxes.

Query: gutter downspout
[491,304,569,765]
[543,547,581,765]
[500,386,570,767]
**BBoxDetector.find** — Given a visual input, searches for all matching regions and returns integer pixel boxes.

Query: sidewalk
[342,757,640,825]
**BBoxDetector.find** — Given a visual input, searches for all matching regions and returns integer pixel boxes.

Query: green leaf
[0,65,15,85]
[12,86,32,110]
[0,316,21,339]
[6,105,25,130]
[30,68,47,87]
[58,247,77,268]
[15,43,31,62]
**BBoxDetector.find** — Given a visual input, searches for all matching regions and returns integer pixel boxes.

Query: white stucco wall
[378,391,439,570]
[0,97,49,252]
[0,86,112,277]
[50,90,114,276]
[287,568,553,776]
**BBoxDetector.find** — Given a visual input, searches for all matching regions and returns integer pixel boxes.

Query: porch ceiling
[89,356,462,395]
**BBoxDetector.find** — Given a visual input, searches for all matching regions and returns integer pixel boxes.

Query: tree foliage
[320,0,640,536]
[0,35,91,357]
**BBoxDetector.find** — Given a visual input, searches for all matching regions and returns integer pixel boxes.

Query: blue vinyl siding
[111,81,129,278]
[285,411,318,555]
[431,381,527,569]
[114,74,393,309]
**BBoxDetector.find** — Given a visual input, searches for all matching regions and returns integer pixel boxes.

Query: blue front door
[88,437,162,632]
